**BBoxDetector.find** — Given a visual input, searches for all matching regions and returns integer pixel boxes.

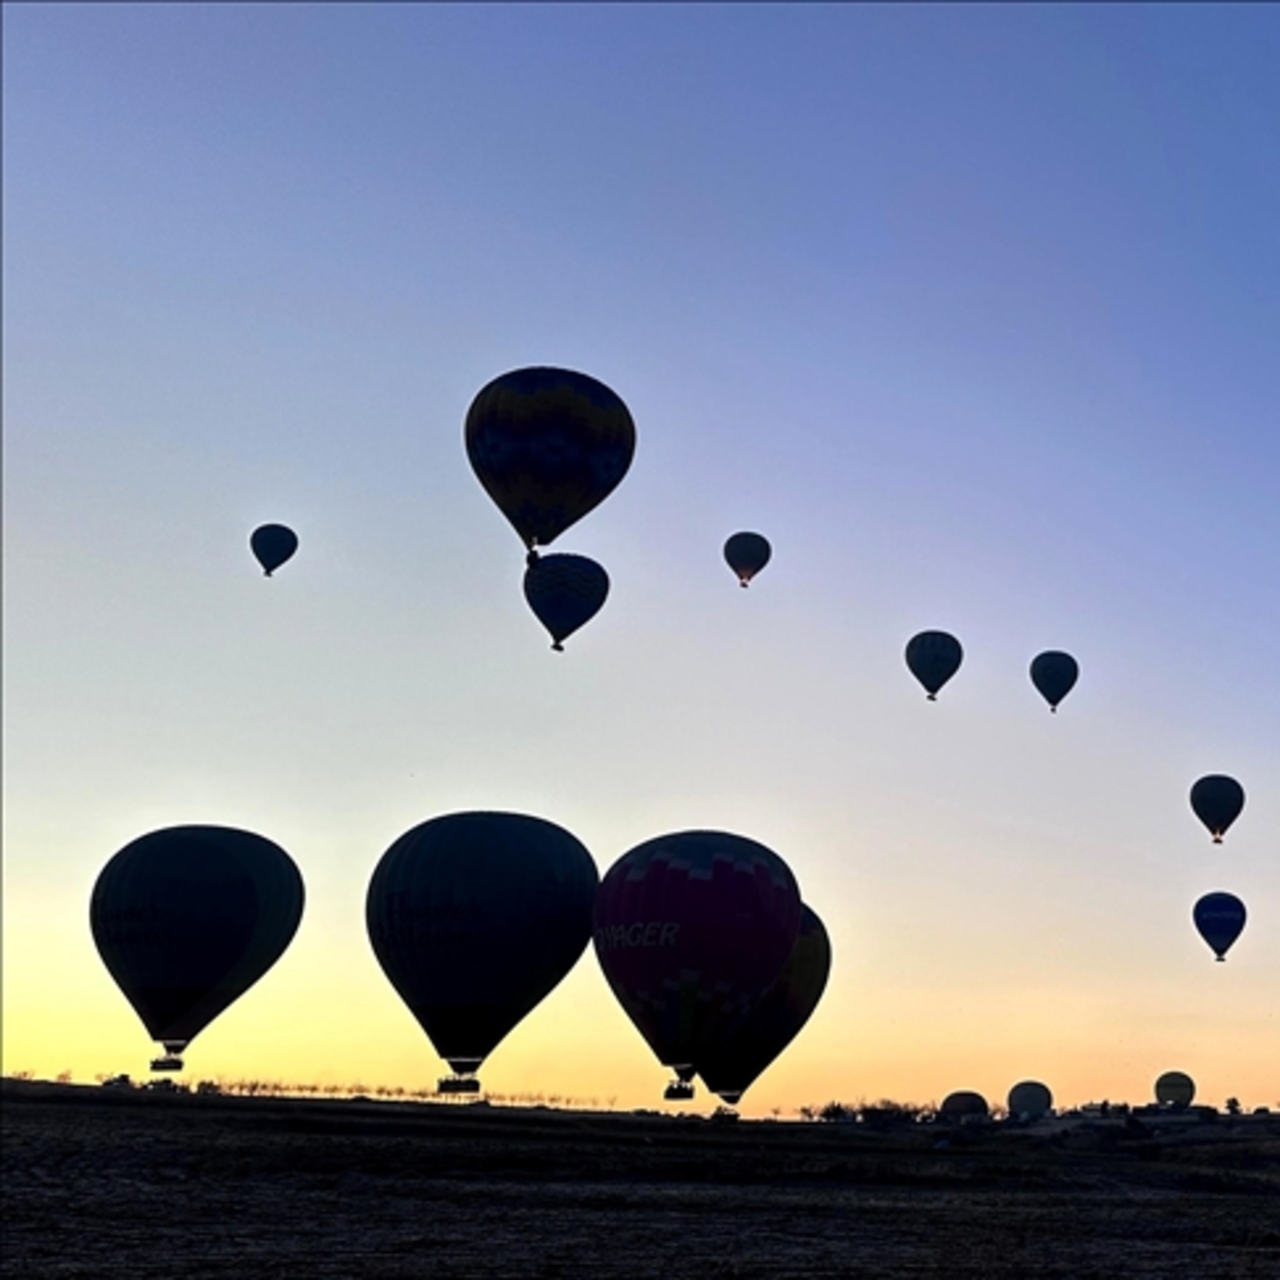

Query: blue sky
[5,4,1277,1110]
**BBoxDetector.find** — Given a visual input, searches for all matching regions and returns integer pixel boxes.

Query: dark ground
[4,1078,1279,1278]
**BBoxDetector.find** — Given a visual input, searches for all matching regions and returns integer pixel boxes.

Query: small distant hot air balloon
[523,553,609,650]
[1190,776,1245,843]
[1030,651,1078,712]
[1154,1070,1195,1108]
[1007,1080,1053,1120]
[250,524,298,577]
[90,826,304,1071]
[593,830,802,1099]
[696,904,830,1105]
[366,812,597,1091]
[905,630,963,700]
[939,1091,989,1121]
[723,532,771,588]
[1193,892,1246,962]
[465,367,635,552]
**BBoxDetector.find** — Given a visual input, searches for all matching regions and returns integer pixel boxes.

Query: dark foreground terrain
[4,1079,1279,1278]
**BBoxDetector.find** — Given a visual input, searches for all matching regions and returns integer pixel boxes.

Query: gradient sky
[5,4,1278,1114]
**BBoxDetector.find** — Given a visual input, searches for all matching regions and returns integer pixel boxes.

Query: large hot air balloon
[1007,1080,1053,1120]
[465,367,635,552]
[723,532,771,588]
[366,812,597,1090]
[1190,775,1245,843]
[905,630,963,701]
[1029,651,1078,712]
[250,524,298,577]
[1193,892,1246,961]
[523,553,609,651]
[1154,1070,1195,1108]
[90,826,304,1071]
[696,904,830,1105]
[593,830,801,1099]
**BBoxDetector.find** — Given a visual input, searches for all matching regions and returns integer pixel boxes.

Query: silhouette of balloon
[1154,1070,1195,1108]
[1007,1080,1053,1120]
[1030,651,1078,712]
[523,553,609,651]
[1193,892,1246,962]
[250,524,298,577]
[1190,775,1245,843]
[90,826,304,1058]
[465,367,635,551]
[723,532,771,588]
[940,1091,989,1120]
[366,812,597,1077]
[593,831,802,1083]
[696,904,830,1105]
[905,630,963,700]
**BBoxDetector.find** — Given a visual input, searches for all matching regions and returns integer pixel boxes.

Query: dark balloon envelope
[905,630,963,700]
[1189,775,1245,843]
[1193,892,1246,961]
[465,367,635,551]
[723,532,771,588]
[696,904,830,1104]
[366,812,598,1076]
[1154,1070,1195,1108]
[250,524,299,577]
[1029,651,1078,712]
[90,826,304,1055]
[593,831,802,1081]
[523,553,609,651]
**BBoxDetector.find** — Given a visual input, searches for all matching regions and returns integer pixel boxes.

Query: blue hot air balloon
[1193,892,1246,961]
[523,553,609,650]
[905,630,963,700]
[723,532,771,588]
[250,524,298,576]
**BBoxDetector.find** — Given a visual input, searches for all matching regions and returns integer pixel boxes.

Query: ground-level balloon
[1189,775,1245,843]
[250,524,298,576]
[1030,651,1078,712]
[465,366,635,551]
[593,830,801,1092]
[90,826,304,1064]
[723,532,771,588]
[905,631,962,700]
[1154,1070,1195,1107]
[1193,892,1246,961]
[523,553,609,650]
[696,904,831,1104]
[366,812,597,1079]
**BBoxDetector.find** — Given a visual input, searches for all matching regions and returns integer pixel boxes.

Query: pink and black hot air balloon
[593,830,801,1101]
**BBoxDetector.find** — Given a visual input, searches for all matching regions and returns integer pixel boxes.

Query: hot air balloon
[723,532,771,588]
[1193,892,1246,961]
[250,524,298,577]
[1154,1070,1195,1108]
[90,826,304,1071]
[465,367,635,552]
[1030,651,1078,712]
[523,553,609,651]
[1007,1080,1053,1120]
[1190,775,1245,843]
[939,1091,989,1121]
[366,812,597,1091]
[593,830,801,1099]
[905,630,963,701]
[696,904,830,1105]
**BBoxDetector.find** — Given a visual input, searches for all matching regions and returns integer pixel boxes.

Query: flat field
[4,1079,1278,1278]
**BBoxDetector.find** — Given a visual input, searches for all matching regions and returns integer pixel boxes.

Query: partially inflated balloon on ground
[465,367,635,551]
[723,532,771,588]
[1193,892,1246,961]
[1190,775,1245,843]
[250,524,298,576]
[905,630,963,700]
[1155,1071,1195,1108]
[90,826,304,1058]
[593,831,801,1083]
[1007,1080,1053,1120]
[696,904,830,1104]
[523,553,609,650]
[366,812,598,1077]
[1030,651,1078,712]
